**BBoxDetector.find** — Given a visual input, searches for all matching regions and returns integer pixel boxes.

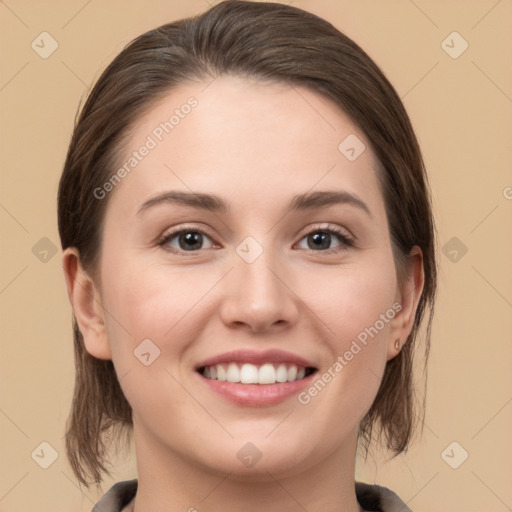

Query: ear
[62,247,112,360]
[386,246,425,361]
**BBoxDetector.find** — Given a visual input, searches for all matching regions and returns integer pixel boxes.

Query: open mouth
[197,362,317,385]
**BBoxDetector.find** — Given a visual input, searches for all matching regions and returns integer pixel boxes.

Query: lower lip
[197,372,316,406]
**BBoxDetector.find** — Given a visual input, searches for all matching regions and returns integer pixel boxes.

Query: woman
[58,1,436,511]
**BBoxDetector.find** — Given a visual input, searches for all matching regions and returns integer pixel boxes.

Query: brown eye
[159,229,215,252]
[296,227,354,252]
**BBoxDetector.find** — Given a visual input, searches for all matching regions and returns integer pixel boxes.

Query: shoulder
[92,479,137,512]
[92,479,412,512]
[356,481,413,512]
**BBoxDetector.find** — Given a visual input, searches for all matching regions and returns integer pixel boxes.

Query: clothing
[92,479,413,512]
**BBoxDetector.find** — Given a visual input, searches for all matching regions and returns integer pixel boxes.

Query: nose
[218,247,300,333]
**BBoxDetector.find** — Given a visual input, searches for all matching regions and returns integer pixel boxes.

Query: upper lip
[195,349,317,370]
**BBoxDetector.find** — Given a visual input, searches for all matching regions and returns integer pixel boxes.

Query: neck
[130,422,363,512]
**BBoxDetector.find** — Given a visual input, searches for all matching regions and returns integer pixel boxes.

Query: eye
[296,226,354,253]
[157,225,355,255]
[158,228,216,253]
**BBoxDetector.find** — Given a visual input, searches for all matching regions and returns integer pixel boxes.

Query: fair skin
[63,76,424,512]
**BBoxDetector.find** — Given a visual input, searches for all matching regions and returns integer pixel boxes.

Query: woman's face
[78,76,419,479]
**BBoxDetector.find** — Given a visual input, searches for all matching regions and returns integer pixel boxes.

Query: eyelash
[157,224,356,255]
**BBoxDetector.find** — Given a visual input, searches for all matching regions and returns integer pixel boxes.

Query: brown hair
[58,0,437,487]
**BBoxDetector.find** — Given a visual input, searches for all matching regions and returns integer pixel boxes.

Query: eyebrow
[137,189,372,218]
[290,190,372,217]
[137,190,228,215]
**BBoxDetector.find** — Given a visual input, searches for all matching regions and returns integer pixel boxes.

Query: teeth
[226,363,240,383]
[258,363,276,384]
[217,365,227,382]
[276,364,288,383]
[288,365,297,381]
[201,363,311,384]
[240,363,259,384]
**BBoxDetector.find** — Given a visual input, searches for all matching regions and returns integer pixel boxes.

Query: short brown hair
[58,0,437,487]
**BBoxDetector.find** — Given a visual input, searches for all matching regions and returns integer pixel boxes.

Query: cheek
[315,255,398,346]
[301,254,397,407]
[98,260,207,417]
[99,252,217,362]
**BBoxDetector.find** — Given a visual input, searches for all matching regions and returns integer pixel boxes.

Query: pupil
[181,232,202,250]
[310,232,330,250]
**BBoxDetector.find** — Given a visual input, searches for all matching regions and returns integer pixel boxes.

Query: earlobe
[386,246,425,360]
[62,248,112,360]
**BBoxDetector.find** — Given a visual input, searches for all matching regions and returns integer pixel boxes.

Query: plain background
[1,0,511,510]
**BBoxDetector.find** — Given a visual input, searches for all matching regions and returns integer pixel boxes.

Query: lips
[197,348,316,368]
[195,349,318,406]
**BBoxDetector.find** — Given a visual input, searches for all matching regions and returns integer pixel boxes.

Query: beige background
[1,0,511,510]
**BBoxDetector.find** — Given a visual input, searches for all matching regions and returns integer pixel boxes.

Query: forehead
[105,75,384,218]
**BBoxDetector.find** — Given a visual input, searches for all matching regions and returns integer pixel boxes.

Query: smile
[195,349,319,406]
[199,362,316,385]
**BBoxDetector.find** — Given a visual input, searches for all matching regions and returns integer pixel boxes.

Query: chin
[190,433,324,482]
